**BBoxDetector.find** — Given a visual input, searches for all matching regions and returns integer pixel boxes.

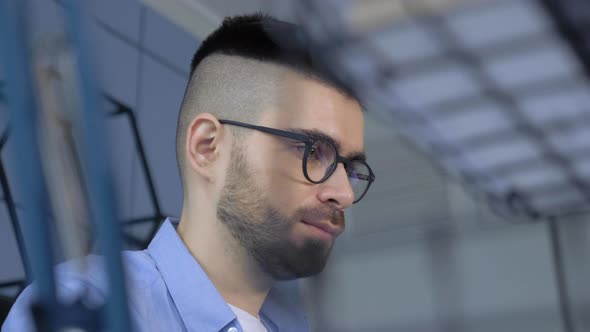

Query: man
[2,13,374,332]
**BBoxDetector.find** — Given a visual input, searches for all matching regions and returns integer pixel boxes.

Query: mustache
[296,206,345,226]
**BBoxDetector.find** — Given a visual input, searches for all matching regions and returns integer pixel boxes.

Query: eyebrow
[287,128,367,161]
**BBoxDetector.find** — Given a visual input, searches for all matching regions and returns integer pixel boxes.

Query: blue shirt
[2,218,309,332]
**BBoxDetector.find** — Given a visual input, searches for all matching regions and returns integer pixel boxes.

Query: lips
[301,219,344,239]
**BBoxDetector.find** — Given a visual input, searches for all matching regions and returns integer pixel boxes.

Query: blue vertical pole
[0,0,58,329]
[61,1,132,331]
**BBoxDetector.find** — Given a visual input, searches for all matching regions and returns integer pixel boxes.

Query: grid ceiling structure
[291,0,590,220]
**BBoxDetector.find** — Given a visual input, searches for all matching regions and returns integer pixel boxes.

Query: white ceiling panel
[518,85,590,125]
[371,20,447,64]
[484,43,579,89]
[390,61,481,109]
[445,0,550,50]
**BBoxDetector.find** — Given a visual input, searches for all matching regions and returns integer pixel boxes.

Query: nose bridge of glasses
[336,155,350,168]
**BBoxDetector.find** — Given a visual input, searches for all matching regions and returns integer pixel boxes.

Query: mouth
[301,220,340,241]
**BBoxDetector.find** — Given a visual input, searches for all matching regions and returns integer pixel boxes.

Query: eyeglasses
[218,119,375,203]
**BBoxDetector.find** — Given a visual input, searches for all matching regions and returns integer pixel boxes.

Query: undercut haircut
[176,13,355,194]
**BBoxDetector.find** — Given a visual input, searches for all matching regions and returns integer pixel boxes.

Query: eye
[307,145,323,161]
[308,147,317,157]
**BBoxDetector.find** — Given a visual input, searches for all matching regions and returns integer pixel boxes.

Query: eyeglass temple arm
[218,119,311,143]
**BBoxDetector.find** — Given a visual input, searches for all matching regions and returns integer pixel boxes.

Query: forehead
[262,73,365,154]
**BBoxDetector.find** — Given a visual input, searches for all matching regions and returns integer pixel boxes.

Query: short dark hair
[188,13,353,97]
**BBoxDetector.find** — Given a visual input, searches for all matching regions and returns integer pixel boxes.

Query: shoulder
[1,250,161,332]
[54,251,161,295]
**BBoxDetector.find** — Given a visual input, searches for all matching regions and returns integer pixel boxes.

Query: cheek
[259,152,313,205]
[246,141,319,217]
[267,168,318,216]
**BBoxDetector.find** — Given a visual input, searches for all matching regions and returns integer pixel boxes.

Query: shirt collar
[261,286,309,332]
[147,217,235,332]
[147,218,309,332]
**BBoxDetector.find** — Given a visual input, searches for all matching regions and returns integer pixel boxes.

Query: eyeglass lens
[305,140,371,202]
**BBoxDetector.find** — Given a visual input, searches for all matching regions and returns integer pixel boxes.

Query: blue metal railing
[0,0,132,330]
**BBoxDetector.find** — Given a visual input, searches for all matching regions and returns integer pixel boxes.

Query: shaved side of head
[176,54,291,194]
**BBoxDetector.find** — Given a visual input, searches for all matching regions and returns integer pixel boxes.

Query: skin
[176,68,365,318]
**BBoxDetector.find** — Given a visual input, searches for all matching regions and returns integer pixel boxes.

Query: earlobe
[185,113,224,182]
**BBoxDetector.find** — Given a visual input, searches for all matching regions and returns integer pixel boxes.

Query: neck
[177,204,274,317]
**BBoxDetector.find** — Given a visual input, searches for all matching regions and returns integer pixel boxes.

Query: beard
[217,142,342,280]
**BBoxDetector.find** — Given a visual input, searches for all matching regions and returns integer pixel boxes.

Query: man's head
[177,14,369,280]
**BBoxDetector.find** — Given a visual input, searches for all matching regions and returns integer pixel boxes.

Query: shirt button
[227,327,238,332]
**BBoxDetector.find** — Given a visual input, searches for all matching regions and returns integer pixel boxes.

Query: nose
[316,162,354,210]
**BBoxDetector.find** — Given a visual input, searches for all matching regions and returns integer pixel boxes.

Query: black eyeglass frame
[218,119,375,203]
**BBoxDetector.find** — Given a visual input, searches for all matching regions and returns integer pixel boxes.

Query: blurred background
[1,0,590,331]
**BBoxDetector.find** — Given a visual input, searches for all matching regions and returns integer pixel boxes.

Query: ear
[185,113,226,183]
